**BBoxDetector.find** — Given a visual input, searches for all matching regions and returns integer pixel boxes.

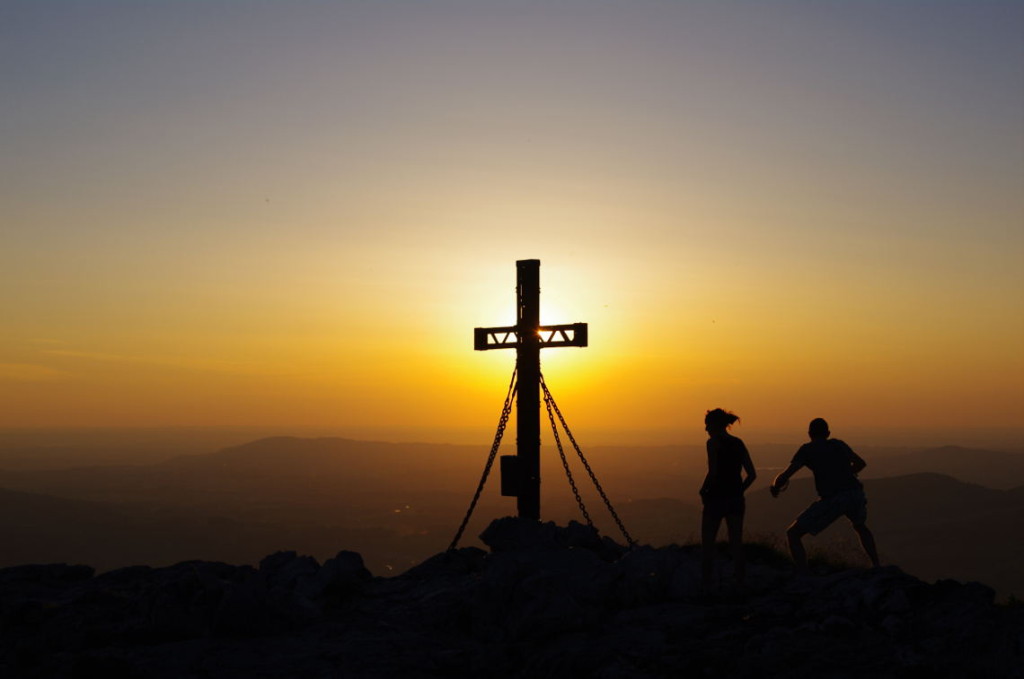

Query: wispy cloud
[40,349,299,377]
[42,349,152,364]
[0,363,70,382]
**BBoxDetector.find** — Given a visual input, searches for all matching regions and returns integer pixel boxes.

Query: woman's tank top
[706,434,747,497]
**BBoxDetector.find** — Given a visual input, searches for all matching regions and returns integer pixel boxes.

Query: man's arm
[849,450,867,475]
[836,440,866,474]
[771,460,803,497]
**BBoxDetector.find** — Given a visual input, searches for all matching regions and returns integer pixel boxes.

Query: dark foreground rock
[1,518,1021,678]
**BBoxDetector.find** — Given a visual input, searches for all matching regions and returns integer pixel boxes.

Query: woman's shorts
[702,493,745,520]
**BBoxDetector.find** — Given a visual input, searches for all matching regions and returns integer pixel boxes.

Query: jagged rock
[469,545,614,642]
[142,561,243,641]
[613,545,695,606]
[480,516,565,551]
[95,564,154,586]
[296,549,372,606]
[0,517,1020,678]
[480,518,627,562]
[399,546,487,581]
[212,574,272,637]
[259,550,319,590]
[0,563,95,585]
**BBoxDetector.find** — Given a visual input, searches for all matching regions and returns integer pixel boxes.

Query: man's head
[808,418,830,441]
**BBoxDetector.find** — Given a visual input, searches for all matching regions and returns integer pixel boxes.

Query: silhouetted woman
[700,408,756,590]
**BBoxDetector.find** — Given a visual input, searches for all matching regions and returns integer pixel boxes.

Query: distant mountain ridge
[861,445,1024,490]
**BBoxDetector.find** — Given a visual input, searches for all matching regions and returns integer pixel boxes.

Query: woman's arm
[740,444,757,492]
[700,439,719,495]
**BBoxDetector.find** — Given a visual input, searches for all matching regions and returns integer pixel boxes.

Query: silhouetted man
[770,418,880,573]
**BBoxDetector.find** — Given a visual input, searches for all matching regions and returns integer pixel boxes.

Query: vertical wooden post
[516,259,541,520]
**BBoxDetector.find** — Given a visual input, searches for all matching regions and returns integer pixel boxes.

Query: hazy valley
[1,433,1022,599]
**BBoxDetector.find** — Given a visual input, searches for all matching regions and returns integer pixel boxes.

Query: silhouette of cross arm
[474,323,588,351]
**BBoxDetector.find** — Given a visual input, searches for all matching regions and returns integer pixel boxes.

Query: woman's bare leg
[725,512,745,585]
[701,512,722,589]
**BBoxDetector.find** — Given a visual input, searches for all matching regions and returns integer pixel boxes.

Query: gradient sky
[2,1,1022,445]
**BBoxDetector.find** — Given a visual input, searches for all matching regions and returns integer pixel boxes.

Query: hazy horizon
[1,422,1022,452]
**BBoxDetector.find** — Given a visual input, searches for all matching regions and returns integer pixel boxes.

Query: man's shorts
[794,488,868,536]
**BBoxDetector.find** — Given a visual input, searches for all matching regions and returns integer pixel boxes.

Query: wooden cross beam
[474,259,588,520]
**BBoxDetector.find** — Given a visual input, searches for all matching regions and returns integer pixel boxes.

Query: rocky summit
[1,518,1021,678]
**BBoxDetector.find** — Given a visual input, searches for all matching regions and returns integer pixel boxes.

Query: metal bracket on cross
[474,323,588,351]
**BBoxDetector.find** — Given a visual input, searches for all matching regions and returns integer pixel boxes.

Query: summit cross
[474,259,588,520]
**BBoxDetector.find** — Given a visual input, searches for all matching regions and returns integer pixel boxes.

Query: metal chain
[543,385,594,528]
[540,373,637,548]
[447,368,517,551]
